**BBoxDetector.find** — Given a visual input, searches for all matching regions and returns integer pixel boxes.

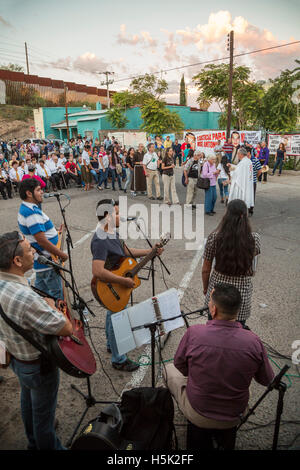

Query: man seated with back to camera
[164,284,274,429]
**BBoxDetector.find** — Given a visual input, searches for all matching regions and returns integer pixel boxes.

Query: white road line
[121,243,204,393]
[73,230,95,248]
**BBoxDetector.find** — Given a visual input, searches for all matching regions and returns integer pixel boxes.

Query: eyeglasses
[0,232,25,261]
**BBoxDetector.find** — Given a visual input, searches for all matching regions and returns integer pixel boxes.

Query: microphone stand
[52,195,117,448]
[133,218,172,350]
[237,364,290,451]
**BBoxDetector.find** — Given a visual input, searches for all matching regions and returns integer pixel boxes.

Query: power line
[113,40,300,83]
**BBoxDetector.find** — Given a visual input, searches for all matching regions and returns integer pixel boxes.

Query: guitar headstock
[159,232,171,247]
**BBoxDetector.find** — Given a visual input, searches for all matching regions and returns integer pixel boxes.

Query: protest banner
[183,130,261,156]
[268,134,300,156]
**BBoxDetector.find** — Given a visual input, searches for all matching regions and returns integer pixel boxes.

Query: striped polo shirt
[251,157,262,184]
[18,201,58,271]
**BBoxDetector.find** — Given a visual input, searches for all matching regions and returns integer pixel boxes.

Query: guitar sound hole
[125,272,133,278]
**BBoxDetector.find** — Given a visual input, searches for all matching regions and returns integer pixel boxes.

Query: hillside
[0,105,34,141]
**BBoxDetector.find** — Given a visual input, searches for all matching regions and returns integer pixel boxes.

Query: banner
[184,130,262,156]
[268,134,300,156]
[148,133,176,148]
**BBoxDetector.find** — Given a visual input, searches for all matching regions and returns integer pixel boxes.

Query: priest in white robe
[228,147,254,208]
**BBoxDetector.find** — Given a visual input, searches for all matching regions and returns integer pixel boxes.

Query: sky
[0,0,299,108]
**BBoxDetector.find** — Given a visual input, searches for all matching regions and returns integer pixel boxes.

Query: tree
[262,64,300,132]
[0,63,24,72]
[179,75,187,106]
[193,63,264,129]
[130,73,168,103]
[140,99,184,134]
[106,107,129,129]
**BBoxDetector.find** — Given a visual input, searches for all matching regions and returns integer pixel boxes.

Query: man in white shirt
[142,143,163,200]
[47,153,63,191]
[36,159,52,192]
[9,161,23,192]
[228,147,254,209]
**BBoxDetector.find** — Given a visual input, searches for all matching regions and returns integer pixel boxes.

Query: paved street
[0,169,299,450]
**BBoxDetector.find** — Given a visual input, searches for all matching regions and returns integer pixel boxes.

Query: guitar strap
[122,242,136,261]
[0,304,56,375]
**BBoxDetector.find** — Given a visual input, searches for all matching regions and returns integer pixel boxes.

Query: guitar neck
[129,247,157,277]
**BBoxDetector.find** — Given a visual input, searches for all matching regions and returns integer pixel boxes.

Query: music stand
[133,307,209,388]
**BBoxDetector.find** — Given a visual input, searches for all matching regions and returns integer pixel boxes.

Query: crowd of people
[1,135,278,219]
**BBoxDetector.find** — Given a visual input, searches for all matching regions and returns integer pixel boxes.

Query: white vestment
[229,157,254,208]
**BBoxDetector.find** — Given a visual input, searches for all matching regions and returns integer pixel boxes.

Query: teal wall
[42,107,84,140]
[44,105,221,140]
[99,106,221,131]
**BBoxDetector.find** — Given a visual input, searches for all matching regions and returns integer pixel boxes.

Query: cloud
[0,15,12,28]
[116,24,157,49]
[160,29,181,63]
[174,10,300,79]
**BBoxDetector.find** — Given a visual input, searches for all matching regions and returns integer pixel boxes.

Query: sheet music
[112,289,185,354]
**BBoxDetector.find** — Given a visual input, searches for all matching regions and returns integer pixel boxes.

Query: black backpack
[71,387,176,450]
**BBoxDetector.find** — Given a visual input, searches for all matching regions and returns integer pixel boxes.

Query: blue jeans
[124,168,133,191]
[98,169,108,188]
[10,358,65,450]
[225,153,232,163]
[105,310,127,364]
[90,169,99,184]
[110,169,122,190]
[204,185,217,213]
[35,268,64,300]
[218,178,229,199]
[272,157,284,175]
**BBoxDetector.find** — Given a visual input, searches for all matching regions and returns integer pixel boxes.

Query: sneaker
[156,196,163,200]
[192,204,197,209]
[149,196,155,200]
[211,211,216,214]
[205,212,214,216]
[97,186,103,190]
[112,359,139,372]
[107,347,111,353]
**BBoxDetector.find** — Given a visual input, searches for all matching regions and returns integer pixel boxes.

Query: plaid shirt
[0,272,66,361]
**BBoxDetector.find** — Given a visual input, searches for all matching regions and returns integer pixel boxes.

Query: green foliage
[262,66,300,133]
[179,75,187,106]
[0,104,33,122]
[0,63,25,72]
[193,63,264,130]
[106,107,129,129]
[140,99,184,134]
[130,73,168,102]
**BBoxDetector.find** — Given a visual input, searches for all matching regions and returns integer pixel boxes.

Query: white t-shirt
[143,151,159,171]
[82,150,90,165]
[217,163,230,180]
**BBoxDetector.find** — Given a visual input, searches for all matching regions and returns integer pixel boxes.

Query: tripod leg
[272,383,287,451]
[65,404,90,448]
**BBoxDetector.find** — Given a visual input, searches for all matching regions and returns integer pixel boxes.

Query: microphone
[43,192,70,200]
[37,255,70,273]
[120,216,137,222]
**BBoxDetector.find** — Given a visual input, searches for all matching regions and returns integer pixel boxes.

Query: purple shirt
[259,146,269,165]
[174,320,274,421]
[202,161,217,186]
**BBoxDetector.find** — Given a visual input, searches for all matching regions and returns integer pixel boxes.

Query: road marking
[121,243,204,393]
[73,230,95,248]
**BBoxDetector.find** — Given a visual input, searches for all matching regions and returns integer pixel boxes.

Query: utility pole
[25,42,29,74]
[226,30,234,139]
[64,84,70,140]
[100,71,114,108]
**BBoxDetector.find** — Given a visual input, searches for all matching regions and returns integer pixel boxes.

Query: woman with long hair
[161,147,179,205]
[109,146,122,191]
[124,147,135,194]
[271,143,286,176]
[202,199,260,324]
[217,155,231,205]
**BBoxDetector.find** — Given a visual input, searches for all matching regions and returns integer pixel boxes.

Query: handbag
[116,163,122,175]
[196,161,210,189]
[196,176,210,189]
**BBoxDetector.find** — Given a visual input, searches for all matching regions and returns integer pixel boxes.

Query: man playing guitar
[17,179,68,300]
[91,199,164,372]
[0,231,72,450]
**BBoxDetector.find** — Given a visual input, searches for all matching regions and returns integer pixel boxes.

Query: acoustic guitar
[91,233,171,313]
[41,225,97,378]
